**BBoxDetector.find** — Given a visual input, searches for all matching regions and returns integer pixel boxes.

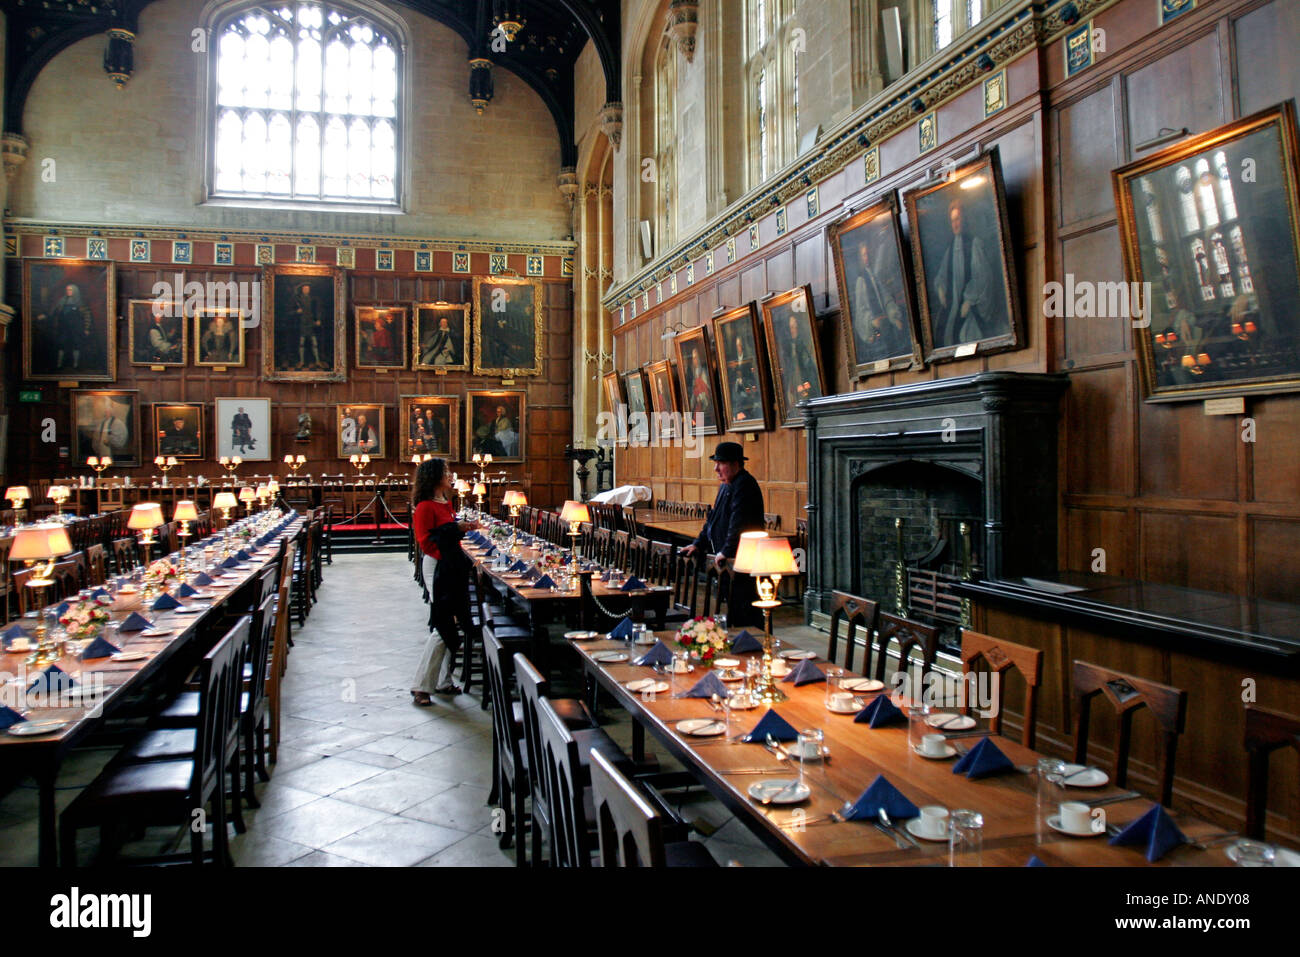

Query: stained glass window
[212,3,400,204]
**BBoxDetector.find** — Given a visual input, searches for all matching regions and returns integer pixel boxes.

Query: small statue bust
[295,412,312,441]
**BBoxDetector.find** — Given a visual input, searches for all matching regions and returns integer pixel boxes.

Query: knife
[1083,790,1142,808]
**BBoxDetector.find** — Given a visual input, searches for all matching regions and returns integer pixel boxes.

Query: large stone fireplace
[803,372,1068,637]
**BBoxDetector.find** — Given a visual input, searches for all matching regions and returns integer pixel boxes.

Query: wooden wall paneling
[766,246,793,298]
[1137,401,1240,501]
[1064,364,1135,496]
[1056,85,1120,228]
[1065,506,1136,578]
[1058,226,1130,363]
[1234,0,1300,115]
[1123,31,1226,162]
[1139,510,1239,592]
[1251,395,1300,504]
[1250,517,1300,602]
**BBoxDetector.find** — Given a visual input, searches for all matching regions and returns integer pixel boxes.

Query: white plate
[591,652,628,663]
[4,644,32,654]
[109,652,148,662]
[780,650,817,660]
[912,744,958,760]
[625,679,670,695]
[783,740,825,761]
[747,779,811,805]
[1058,763,1110,788]
[906,819,950,843]
[1226,845,1300,866]
[725,694,759,711]
[676,718,726,737]
[926,713,977,731]
[717,668,746,682]
[769,663,791,678]
[171,606,203,615]
[140,630,175,638]
[841,677,884,692]
[6,719,69,736]
[826,698,866,714]
[117,587,138,595]
[1046,814,1106,838]
[633,635,657,646]
[713,658,740,669]
[564,631,601,641]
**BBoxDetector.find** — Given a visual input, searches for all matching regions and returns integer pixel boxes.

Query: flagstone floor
[0,552,827,866]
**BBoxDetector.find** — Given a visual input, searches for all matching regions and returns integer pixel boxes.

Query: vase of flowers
[59,595,112,642]
[675,616,730,666]
[146,558,181,590]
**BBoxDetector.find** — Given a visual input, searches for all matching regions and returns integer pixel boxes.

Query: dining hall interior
[0,0,1297,896]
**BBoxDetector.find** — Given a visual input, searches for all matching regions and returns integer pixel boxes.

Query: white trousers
[412,554,454,693]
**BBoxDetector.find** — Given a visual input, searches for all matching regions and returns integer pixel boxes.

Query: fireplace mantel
[802,372,1068,620]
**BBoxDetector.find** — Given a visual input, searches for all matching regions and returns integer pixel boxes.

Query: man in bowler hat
[681,441,766,627]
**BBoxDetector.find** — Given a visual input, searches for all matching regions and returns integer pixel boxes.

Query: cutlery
[878,808,919,849]
[1060,765,1100,785]
[777,815,834,829]
[1189,832,1240,850]
[943,729,989,739]
[931,713,965,729]
[1083,790,1142,808]
[766,734,793,760]
[760,780,799,805]
[718,767,784,775]
[705,697,722,712]
[874,819,908,848]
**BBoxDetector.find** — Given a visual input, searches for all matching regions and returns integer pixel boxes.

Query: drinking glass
[715,613,728,634]
[907,702,934,754]
[1036,757,1067,812]
[630,622,647,655]
[1231,839,1276,867]
[795,728,824,786]
[825,668,847,711]
[949,809,984,867]
[670,650,690,696]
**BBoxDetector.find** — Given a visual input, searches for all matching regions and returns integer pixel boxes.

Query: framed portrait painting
[413,302,469,371]
[263,264,347,381]
[336,404,386,459]
[128,299,186,367]
[761,285,827,427]
[399,395,459,462]
[829,194,921,378]
[472,277,544,376]
[194,309,246,367]
[355,304,408,371]
[602,371,627,447]
[153,402,205,459]
[466,390,526,463]
[1114,102,1300,401]
[622,368,652,445]
[24,259,116,381]
[712,303,773,433]
[904,147,1023,363]
[645,359,681,440]
[214,397,271,461]
[73,390,140,468]
[673,325,723,437]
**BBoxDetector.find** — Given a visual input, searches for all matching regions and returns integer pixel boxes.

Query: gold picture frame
[194,308,247,367]
[24,258,117,381]
[760,285,827,428]
[413,302,470,371]
[472,276,544,377]
[399,395,460,462]
[263,263,347,382]
[128,298,187,367]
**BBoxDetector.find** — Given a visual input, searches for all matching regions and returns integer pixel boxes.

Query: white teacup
[1059,801,1094,834]
[828,691,857,711]
[8,637,30,652]
[918,805,950,839]
[920,733,948,756]
[671,657,690,674]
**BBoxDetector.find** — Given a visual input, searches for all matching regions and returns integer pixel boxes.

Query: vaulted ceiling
[0,0,620,167]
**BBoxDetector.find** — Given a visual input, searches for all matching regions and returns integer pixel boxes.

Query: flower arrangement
[540,551,563,570]
[147,558,180,583]
[489,524,511,543]
[59,596,112,641]
[675,616,730,663]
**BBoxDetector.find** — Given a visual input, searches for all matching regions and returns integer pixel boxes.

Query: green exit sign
[18,390,42,403]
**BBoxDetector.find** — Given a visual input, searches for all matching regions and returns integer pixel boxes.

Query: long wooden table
[573,633,1237,867]
[635,510,797,545]
[0,520,301,866]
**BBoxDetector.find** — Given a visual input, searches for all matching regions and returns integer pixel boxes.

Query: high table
[635,510,798,545]
[0,519,301,866]
[572,632,1238,867]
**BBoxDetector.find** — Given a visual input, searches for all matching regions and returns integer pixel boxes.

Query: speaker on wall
[639,220,654,261]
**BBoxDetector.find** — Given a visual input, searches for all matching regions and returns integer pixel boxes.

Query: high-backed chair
[1071,660,1188,807]
[84,543,108,587]
[484,631,530,864]
[590,749,719,867]
[538,696,594,868]
[826,591,879,673]
[1243,704,1300,840]
[869,611,939,689]
[959,629,1043,748]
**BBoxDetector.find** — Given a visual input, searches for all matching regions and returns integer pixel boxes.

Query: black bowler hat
[709,441,747,463]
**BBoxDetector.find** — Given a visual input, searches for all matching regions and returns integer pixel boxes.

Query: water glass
[949,809,984,867]
[630,622,647,654]
[1036,757,1067,811]
[825,668,851,711]
[670,650,691,695]
[907,701,934,754]
[715,613,728,634]
[1231,839,1275,867]
[795,728,823,785]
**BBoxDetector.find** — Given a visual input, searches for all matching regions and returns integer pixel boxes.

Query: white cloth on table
[590,485,652,507]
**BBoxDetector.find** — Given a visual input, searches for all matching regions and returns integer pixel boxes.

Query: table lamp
[213,490,238,522]
[86,456,112,475]
[47,484,71,519]
[128,502,165,596]
[733,531,799,705]
[472,482,486,513]
[559,500,590,559]
[503,490,527,552]
[284,454,307,477]
[256,484,271,507]
[454,479,470,513]
[238,486,256,515]
[173,500,198,573]
[5,485,30,524]
[9,523,74,665]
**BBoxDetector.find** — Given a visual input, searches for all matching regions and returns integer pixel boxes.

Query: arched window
[209,2,401,205]
[654,35,677,251]
[928,0,1005,55]
[745,0,798,187]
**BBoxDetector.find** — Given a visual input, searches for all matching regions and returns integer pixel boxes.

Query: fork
[879,807,921,849]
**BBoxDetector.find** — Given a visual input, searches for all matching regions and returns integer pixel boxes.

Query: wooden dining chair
[610,529,630,571]
[266,541,297,765]
[646,541,676,587]
[590,748,719,867]
[1071,660,1188,807]
[84,543,107,587]
[1243,704,1300,840]
[672,550,702,619]
[626,535,651,579]
[111,536,138,574]
[50,557,84,601]
[592,526,613,566]
[620,506,641,538]
[960,628,1043,748]
[702,559,733,619]
[538,696,595,867]
[869,611,940,689]
[0,537,13,620]
[485,631,530,864]
[826,590,879,672]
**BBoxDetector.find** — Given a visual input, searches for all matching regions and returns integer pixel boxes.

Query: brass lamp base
[748,599,787,705]
[25,579,59,667]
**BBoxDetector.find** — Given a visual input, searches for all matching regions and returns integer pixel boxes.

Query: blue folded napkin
[2,623,27,644]
[178,582,200,598]
[221,556,241,569]
[634,640,673,667]
[1027,856,1048,867]
[53,601,70,617]
[510,559,527,573]
[742,709,799,743]
[235,549,251,561]
[27,665,75,695]
[0,705,26,729]
[781,658,826,686]
[89,587,109,600]
[608,617,634,639]
[730,630,763,653]
[621,576,647,591]
[484,546,497,558]
[683,671,730,698]
[193,572,214,586]
[854,694,905,727]
[844,774,919,822]
[120,612,154,632]
[532,574,556,589]
[81,634,121,659]
[1109,803,1187,862]
[951,736,1016,779]
[599,569,613,583]
[152,593,183,611]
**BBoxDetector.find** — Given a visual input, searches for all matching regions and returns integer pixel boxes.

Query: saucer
[841,677,884,692]
[591,651,628,663]
[725,694,759,710]
[779,650,817,660]
[1047,814,1105,838]
[633,635,658,646]
[676,718,726,737]
[625,679,669,695]
[6,719,69,737]
[140,630,175,638]
[109,652,148,662]
[906,819,950,843]
[926,713,977,731]
[564,631,601,641]
[784,740,825,761]
[717,668,746,682]
[1226,844,1300,866]
[1058,764,1110,788]
[713,658,740,669]
[912,743,958,760]
[747,779,810,804]
[826,698,865,714]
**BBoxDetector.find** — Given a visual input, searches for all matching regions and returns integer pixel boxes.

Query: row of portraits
[70,390,527,468]
[22,268,545,381]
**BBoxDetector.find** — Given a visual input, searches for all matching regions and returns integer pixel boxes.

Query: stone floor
[0,553,826,866]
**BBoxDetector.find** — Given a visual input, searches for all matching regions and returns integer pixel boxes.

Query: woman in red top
[410,458,479,705]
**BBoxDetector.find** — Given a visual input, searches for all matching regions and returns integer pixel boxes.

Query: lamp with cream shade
[173,500,199,573]
[86,456,112,475]
[559,500,590,558]
[502,490,527,552]
[47,484,71,519]
[238,486,256,515]
[9,523,74,665]
[5,485,30,524]
[212,491,238,522]
[472,482,486,512]
[732,532,800,705]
